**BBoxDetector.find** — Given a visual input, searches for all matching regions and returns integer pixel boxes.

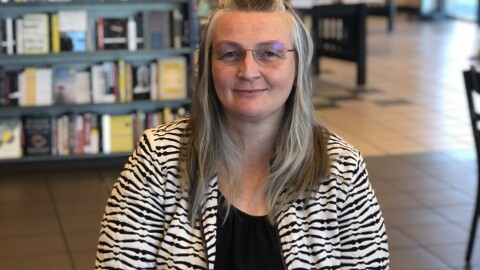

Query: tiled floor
[1,14,480,270]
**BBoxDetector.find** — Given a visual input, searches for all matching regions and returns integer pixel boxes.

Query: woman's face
[211,11,296,123]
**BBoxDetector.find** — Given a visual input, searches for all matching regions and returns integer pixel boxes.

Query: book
[5,18,15,55]
[157,57,187,100]
[52,67,76,104]
[132,64,150,100]
[23,115,52,156]
[58,10,87,52]
[127,17,137,51]
[51,13,60,53]
[117,59,127,102]
[22,67,36,106]
[15,18,23,54]
[0,118,22,159]
[22,13,50,54]
[125,62,133,102]
[5,71,19,106]
[102,61,117,101]
[102,18,128,50]
[74,71,91,104]
[133,110,145,146]
[55,114,70,156]
[35,68,53,106]
[96,17,104,50]
[101,114,134,154]
[134,13,144,50]
[149,62,157,101]
[83,112,99,154]
[0,68,5,105]
[145,11,171,49]
[91,64,106,103]
[0,20,3,54]
[171,8,184,49]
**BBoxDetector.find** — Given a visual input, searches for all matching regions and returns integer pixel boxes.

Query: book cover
[23,115,52,156]
[91,64,107,103]
[132,64,150,100]
[0,118,22,159]
[74,71,91,104]
[102,114,134,154]
[110,114,133,154]
[147,11,171,49]
[52,67,76,104]
[58,10,87,52]
[157,57,187,100]
[102,61,117,101]
[22,13,50,54]
[102,18,128,50]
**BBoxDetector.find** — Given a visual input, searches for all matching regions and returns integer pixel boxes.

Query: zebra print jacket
[95,117,389,269]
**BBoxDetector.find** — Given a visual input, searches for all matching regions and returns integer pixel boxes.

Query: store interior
[1,2,480,270]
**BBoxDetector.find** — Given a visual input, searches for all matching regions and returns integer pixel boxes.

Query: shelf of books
[0,0,197,171]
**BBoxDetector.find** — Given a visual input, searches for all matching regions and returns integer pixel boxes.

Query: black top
[214,195,285,270]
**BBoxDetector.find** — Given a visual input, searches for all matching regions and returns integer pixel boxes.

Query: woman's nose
[237,50,261,80]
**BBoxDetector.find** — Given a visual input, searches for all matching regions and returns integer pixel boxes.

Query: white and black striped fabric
[95,117,389,269]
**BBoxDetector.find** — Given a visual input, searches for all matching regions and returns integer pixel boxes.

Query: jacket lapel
[200,177,219,270]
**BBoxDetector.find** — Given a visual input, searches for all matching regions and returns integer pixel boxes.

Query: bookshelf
[0,0,197,171]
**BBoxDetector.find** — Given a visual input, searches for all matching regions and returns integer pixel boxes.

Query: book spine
[51,13,60,53]
[172,8,183,49]
[101,114,111,154]
[97,17,104,51]
[24,67,36,106]
[0,20,3,54]
[127,17,137,51]
[118,59,126,103]
[5,18,14,55]
[15,18,23,55]
[149,62,157,101]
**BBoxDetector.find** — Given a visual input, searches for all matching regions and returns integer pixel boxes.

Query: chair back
[464,66,480,158]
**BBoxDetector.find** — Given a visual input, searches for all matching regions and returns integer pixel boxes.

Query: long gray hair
[179,0,331,224]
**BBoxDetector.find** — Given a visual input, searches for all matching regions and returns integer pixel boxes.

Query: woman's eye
[221,51,240,59]
[260,50,280,59]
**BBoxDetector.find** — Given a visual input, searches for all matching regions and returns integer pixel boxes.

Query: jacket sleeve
[95,129,166,269]
[337,154,390,269]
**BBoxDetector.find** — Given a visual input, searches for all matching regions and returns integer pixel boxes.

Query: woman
[95,0,389,269]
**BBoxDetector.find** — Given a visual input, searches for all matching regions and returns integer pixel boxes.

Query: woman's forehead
[212,11,292,44]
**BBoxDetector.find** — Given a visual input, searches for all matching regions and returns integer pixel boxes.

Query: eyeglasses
[211,42,295,67]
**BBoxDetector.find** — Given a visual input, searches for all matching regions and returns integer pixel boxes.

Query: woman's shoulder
[326,131,363,167]
[143,116,190,143]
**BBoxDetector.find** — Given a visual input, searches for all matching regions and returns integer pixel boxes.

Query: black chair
[464,66,480,264]
[310,4,367,86]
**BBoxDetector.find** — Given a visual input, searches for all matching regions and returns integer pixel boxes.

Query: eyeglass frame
[209,46,296,67]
